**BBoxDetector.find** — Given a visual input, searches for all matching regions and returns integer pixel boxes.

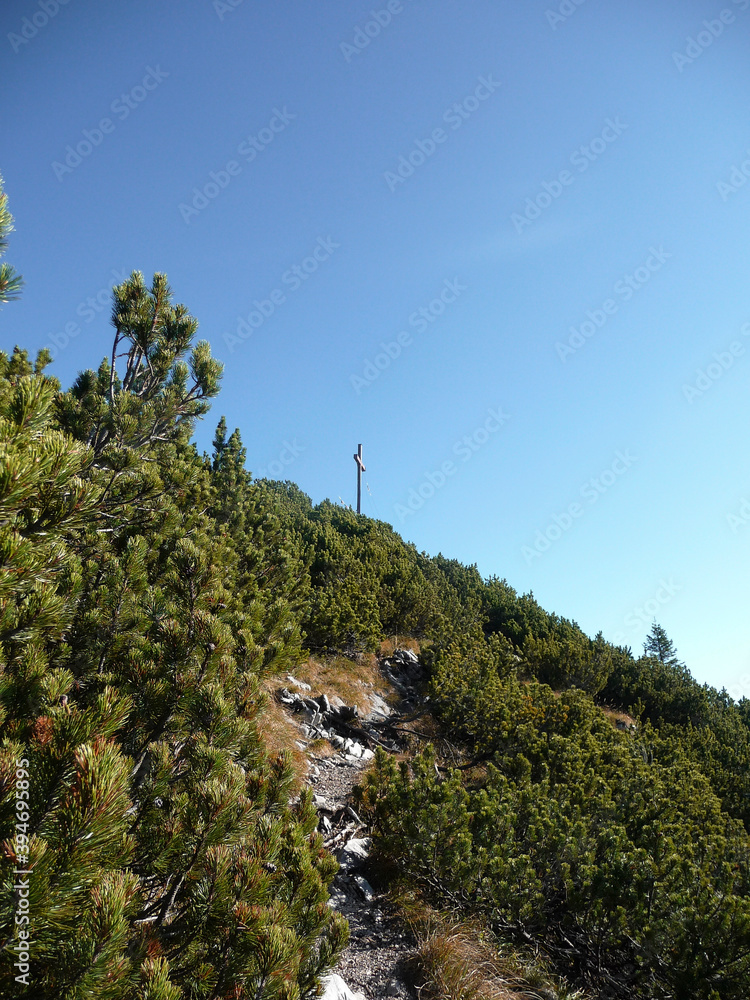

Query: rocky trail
[278,649,427,1000]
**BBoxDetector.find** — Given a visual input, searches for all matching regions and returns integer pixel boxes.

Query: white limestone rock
[320,972,367,1000]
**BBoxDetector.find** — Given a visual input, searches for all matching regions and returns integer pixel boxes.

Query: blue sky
[2,0,750,692]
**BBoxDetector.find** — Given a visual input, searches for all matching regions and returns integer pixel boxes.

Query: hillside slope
[2,279,750,999]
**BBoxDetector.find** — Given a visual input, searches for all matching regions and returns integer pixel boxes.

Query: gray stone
[302,709,323,729]
[354,875,376,902]
[277,687,299,706]
[335,704,359,722]
[393,648,419,666]
[285,674,311,692]
[319,973,367,1000]
[363,693,392,721]
[343,739,363,758]
[326,887,349,910]
[338,838,371,870]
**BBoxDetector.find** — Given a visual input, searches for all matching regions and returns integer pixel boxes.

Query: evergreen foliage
[360,668,750,998]
[643,621,681,666]
[1,236,749,998]
[0,174,23,305]
[0,276,346,997]
[56,271,222,458]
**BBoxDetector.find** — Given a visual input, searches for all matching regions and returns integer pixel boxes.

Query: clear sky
[2,0,750,693]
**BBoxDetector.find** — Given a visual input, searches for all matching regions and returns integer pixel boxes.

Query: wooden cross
[353,444,365,514]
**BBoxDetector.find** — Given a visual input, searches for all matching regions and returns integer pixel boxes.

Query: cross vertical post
[353,444,365,514]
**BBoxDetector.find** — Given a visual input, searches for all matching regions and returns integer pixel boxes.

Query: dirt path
[309,752,414,999]
[282,650,425,999]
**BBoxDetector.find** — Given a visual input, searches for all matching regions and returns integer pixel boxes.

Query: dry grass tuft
[290,653,393,715]
[257,681,310,791]
[257,648,397,789]
[380,636,422,658]
[600,706,637,730]
[393,891,588,1000]
[416,924,531,1000]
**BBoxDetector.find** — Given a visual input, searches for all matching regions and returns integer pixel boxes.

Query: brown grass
[393,891,588,1000]
[257,648,400,789]
[379,636,422,658]
[415,923,530,1000]
[600,706,637,730]
[289,653,393,716]
[257,684,310,792]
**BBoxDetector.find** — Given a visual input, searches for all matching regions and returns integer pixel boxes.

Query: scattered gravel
[287,656,423,999]
[307,754,415,999]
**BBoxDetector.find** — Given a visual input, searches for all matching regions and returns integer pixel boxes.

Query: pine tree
[209,420,308,675]
[643,621,680,666]
[57,271,222,459]
[521,630,613,694]
[0,361,137,997]
[0,174,23,305]
[1,272,348,997]
[211,416,250,535]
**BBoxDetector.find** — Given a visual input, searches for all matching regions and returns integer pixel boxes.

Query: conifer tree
[209,420,308,675]
[0,174,23,305]
[643,621,680,666]
[0,359,138,997]
[211,416,250,534]
[1,271,348,997]
[57,271,222,459]
[521,630,613,694]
